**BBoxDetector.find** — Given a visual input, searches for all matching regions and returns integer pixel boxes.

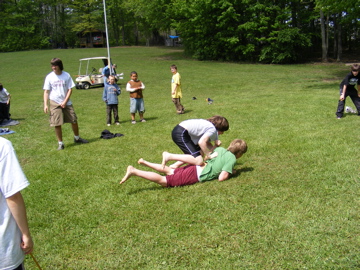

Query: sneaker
[337,117,341,119]
[131,120,136,124]
[140,119,146,122]
[115,122,120,125]
[74,137,89,143]
[57,144,65,150]
[107,124,111,126]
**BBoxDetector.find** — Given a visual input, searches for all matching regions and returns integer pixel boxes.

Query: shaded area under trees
[0,0,358,63]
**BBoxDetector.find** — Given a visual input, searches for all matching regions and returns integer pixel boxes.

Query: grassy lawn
[1,47,359,269]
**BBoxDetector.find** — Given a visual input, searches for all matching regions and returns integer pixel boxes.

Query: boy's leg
[113,105,119,123]
[138,99,145,121]
[71,122,80,136]
[178,98,184,112]
[349,95,360,115]
[130,98,136,122]
[55,125,63,142]
[120,165,167,186]
[138,158,174,175]
[0,103,6,122]
[169,161,185,169]
[106,105,112,124]
[162,152,203,167]
[130,113,136,121]
[172,98,183,114]
[336,98,346,118]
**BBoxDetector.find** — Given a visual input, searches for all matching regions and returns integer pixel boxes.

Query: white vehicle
[75,57,123,89]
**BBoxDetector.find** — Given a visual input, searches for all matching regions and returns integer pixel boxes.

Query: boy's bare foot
[138,158,144,165]
[161,151,170,168]
[120,166,135,184]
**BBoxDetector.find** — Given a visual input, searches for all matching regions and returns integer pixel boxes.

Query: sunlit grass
[0,47,359,269]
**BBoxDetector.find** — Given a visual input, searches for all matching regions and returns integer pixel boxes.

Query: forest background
[0,0,359,63]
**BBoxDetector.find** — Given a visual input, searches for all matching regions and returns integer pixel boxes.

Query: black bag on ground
[100,129,124,139]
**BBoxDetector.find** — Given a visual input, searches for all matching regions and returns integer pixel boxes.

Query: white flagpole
[103,0,112,74]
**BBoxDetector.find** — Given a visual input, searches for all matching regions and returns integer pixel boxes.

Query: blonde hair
[227,139,247,157]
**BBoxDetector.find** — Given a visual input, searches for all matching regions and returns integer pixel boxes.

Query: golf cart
[75,57,123,89]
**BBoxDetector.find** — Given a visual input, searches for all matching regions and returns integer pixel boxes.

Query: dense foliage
[0,0,359,63]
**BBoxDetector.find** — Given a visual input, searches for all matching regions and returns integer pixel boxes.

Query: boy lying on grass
[120,139,247,187]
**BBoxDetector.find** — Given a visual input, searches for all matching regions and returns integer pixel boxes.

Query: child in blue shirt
[102,75,121,126]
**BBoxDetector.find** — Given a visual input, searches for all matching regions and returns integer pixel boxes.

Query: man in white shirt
[43,58,88,150]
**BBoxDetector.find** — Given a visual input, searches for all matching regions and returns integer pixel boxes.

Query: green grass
[1,47,359,269]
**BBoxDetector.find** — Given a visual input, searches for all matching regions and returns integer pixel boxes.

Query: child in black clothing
[336,64,360,119]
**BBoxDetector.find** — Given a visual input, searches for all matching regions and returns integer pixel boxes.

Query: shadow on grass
[66,137,102,148]
[233,166,254,177]
[118,116,159,124]
[302,83,338,90]
[126,186,163,195]
[338,113,359,119]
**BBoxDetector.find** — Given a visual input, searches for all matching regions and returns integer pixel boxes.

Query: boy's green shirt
[199,147,236,182]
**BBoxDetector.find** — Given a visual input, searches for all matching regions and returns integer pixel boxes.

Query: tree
[0,0,49,51]
[315,0,360,62]
[171,0,313,63]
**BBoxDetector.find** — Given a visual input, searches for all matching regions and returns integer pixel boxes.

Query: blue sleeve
[102,87,107,101]
[116,84,121,95]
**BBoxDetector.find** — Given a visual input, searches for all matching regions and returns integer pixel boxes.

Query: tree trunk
[320,10,328,62]
[337,21,342,62]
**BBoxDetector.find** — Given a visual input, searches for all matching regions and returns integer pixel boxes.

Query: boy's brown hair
[50,58,64,70]
[227,139,247,157]
[170,64,177,70]
[207,115,229,132]
[351,64,359,71]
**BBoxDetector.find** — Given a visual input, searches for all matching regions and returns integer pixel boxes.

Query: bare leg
[138,158,174,175]
[131,113,136,121]
[120,165,167,187]
[162,151,204,167]
[54,126,63,142]
[169,161,185,169]
[71,123,79,136]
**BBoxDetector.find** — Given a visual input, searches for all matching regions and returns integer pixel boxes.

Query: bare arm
[43,90,50,113]
[218,171,230,181]
[198,135,212,159]
[6,94,11,105]
[200,137,222,161]
[6,192,33,254]
[340,85,347,100]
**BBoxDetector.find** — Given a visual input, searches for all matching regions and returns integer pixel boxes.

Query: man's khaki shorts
[49,100,77,126]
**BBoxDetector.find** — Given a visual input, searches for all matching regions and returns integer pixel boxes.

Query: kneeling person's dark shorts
[171,125,201,158]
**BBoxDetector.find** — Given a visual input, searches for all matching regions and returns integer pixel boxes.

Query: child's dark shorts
[166,165,199,187]
[171,125,201,157]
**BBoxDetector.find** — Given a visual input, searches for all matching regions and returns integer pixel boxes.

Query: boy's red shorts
[166,165,199,187]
